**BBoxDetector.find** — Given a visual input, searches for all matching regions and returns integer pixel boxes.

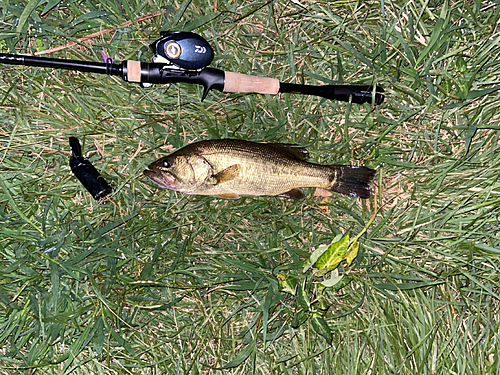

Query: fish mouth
[143,168,176,189]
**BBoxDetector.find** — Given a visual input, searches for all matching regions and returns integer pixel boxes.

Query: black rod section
[279,82,385,105]
[0,53,123,76]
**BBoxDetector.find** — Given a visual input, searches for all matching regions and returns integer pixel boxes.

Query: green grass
[1,0,500,373]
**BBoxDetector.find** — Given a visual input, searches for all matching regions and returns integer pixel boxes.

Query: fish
[143,139,376,200]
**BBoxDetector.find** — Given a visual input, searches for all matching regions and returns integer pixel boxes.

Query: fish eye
[163,160,171,168]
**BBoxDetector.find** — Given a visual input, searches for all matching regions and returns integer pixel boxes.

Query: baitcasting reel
[151,31,214,69]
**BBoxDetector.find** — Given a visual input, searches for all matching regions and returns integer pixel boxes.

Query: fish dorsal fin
[216,193,240,199]
[278,188,305,200]
[267,143,309,160]
[215,164,241,184]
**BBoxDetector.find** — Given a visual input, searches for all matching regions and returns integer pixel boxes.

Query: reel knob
[151,31,214,70]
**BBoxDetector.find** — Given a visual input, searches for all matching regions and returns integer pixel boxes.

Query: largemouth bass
[144,139,375,199]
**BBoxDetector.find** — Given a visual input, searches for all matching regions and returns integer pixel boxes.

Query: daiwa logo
[194,45,207,54]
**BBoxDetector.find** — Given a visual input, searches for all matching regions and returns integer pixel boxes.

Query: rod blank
[0,53,123,75]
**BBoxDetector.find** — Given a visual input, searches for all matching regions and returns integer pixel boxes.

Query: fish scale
[190,143,327,195]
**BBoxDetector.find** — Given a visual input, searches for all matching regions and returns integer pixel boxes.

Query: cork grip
[223,72,280,95]
[126,60,142,83]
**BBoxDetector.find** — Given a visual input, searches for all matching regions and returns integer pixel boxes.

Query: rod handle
[223,72,280,95]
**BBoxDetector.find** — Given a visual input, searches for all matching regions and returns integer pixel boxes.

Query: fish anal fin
[278,188,305,200]
[267,143,309,160]
[215,164,241,184]
[216,193,240,199]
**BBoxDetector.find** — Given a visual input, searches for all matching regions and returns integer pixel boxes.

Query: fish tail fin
[328,166,376,199]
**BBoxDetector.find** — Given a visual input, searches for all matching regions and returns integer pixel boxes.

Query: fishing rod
[0,31,385,105]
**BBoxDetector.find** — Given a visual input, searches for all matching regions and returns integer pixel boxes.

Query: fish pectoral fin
[215,164,241,184]
[216,193,240,199]
[278,188,305,200]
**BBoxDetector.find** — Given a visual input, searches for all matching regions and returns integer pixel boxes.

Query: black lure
[69,137,112,200]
